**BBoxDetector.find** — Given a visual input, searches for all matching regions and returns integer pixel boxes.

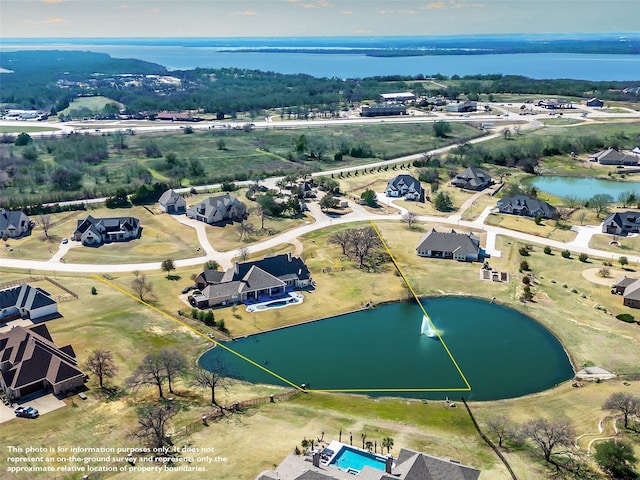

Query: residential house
[613,276,640,309]
[158,189,187,214]
[0,283,59,323]
[602,211,640,235]
[361,105,407,117]
[416,228,482,262]
[73,215,141,246]
[0,209,32,239]
[537,99,573,109]
[588,148,638,166]
[385,175,425,202]
[451,166,493,191]
[378,92,416,104]
[0,324,85,400]
[191,252,312,308]
[446,100,477,113]
[585,98,605,107]
[256,444,480,480]
[497,195,558,219]
[186,194,247,225]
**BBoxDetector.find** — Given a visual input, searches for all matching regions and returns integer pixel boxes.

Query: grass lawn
[590,232,640,255]
[484,213,577,243]
[0,125,63,133]
[59,95,123,117]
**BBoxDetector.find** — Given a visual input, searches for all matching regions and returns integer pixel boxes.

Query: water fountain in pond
[420,315,436,337]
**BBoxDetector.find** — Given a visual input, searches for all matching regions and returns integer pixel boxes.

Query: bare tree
[36,214,52,240]
[131,271,154,302]
[132,402,179,449]
[401,211,418,229]
[159,349,188,395]
[237,246,249,262]
[523,418,575,466]
[603,392,640,429]
[255,205,266,230]
[127,354,168,399]
[328,230,351,255]
[237,221,255,241]
[576,211,588,226]
[191,361,235,410]
[485,415,512,448]
[84,349,118,389]
[349,227,382,268]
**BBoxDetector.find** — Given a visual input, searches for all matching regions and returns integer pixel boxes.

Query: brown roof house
[613,276,640,309]
[588,148,638,166]
[191,253,312,308]
[451,166,493,191]
[72,215,141,246]
[0,209,33,239]
[256,443,480,480]
[602,211,640,236]
[416,228,482,262]
[0,283,59,323]
[0,324,85,400]
[186,194,247,225]
[158,189,186,214]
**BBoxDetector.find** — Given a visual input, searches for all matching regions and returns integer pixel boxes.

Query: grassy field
[0,125,63,133]
[59,96,124,117]
[485,213,578,242]
[590,232,640,255]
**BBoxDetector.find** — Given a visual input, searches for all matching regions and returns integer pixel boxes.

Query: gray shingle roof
[451,167,492,189]
[497,195,558,219]
[416,229,480,257]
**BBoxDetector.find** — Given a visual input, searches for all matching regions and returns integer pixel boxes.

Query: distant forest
[1,51,639,116]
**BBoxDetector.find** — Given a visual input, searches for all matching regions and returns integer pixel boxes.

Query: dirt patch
[582,267,637,286]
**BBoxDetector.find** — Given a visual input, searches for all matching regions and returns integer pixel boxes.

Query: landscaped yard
[484,213,577,242]
[590,232,640,256]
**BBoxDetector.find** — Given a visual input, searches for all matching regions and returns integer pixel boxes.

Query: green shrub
[579,253,588,262]
[544,246,552,255]
[519,246,529,256]
[616,313,635,323]
[561,250,571,259]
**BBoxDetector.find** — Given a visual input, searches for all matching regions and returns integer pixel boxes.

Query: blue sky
[1,0,639,38]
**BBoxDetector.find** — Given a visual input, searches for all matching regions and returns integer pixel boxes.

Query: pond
[199,297,575,401]
[524,176,640,201]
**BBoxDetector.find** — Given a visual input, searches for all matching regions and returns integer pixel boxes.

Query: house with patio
[0,324,85,400]
[588,148,638,166]
[190,252,312,308]
[0,283,59,323]
[416,228,482,262]
[72,215,141,246]
[602,211,640,236]
[0,209,33,239]
[256,443,480,480]
[186,194,247,225]
[496,195,558,219]
[158,189,186,214]
[451,166,493,191]
[385,175,425,202]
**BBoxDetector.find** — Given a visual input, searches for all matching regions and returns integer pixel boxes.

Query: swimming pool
[245,292,303,312]
[330,446,387,474]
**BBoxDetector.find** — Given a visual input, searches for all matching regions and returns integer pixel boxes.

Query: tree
[534,213,542,225]
[349,227,382,268]
[603,392,640,429]
[523,417,575,466]
[579,253,588,262]
[191,361,234,410]
[544,246,552,255]
[589,193,613,218]
[204,259,220,271]
[360,188,377,207]
[237,221,255,241]
[237,246,249,262]
[127,353,168,399]
[433,191,453,212]
[381,437,394,454]
[132,402,179,449]
[619,256,629,269]
[320,193,339,211]
[561,250,571,259]
[401,211,418,229]
[433,121,452,138]
[84,349,118,389]
[329,230,351,255]
[576,210,588,226]
[159,348,188,395]
[132,271,154,302]
[593,439,638,479]
[485,415,512,448]
[14,132,32,146]
[35,214,52,240]
[161,258,176,278]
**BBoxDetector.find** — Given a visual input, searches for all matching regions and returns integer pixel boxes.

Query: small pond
[200,297,575,401]
[524,176,640,201]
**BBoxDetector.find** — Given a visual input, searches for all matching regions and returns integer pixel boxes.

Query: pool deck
[245,292,304,313]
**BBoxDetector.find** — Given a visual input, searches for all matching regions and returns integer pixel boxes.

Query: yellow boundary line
[365,220,472,392]
[91,274,305,392]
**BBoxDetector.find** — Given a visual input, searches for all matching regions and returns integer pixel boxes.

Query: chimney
[234,261,239,275]
[385,455,393,474]
[312,451,320,468]
[287,251,292,262]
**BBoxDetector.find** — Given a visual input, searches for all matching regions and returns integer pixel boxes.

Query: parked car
[15,406,39,418]
[181,285,197,294]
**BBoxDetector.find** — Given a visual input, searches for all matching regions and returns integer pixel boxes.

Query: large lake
[200,297,575,401]
[526,176,640,201]
[2,44,640,81]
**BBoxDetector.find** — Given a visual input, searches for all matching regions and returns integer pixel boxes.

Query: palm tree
[382,437,394,454]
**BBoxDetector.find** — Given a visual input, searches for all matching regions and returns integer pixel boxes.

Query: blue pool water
[331,446,386,473]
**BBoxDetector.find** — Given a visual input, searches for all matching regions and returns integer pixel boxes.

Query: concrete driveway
[0,394,66,424]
